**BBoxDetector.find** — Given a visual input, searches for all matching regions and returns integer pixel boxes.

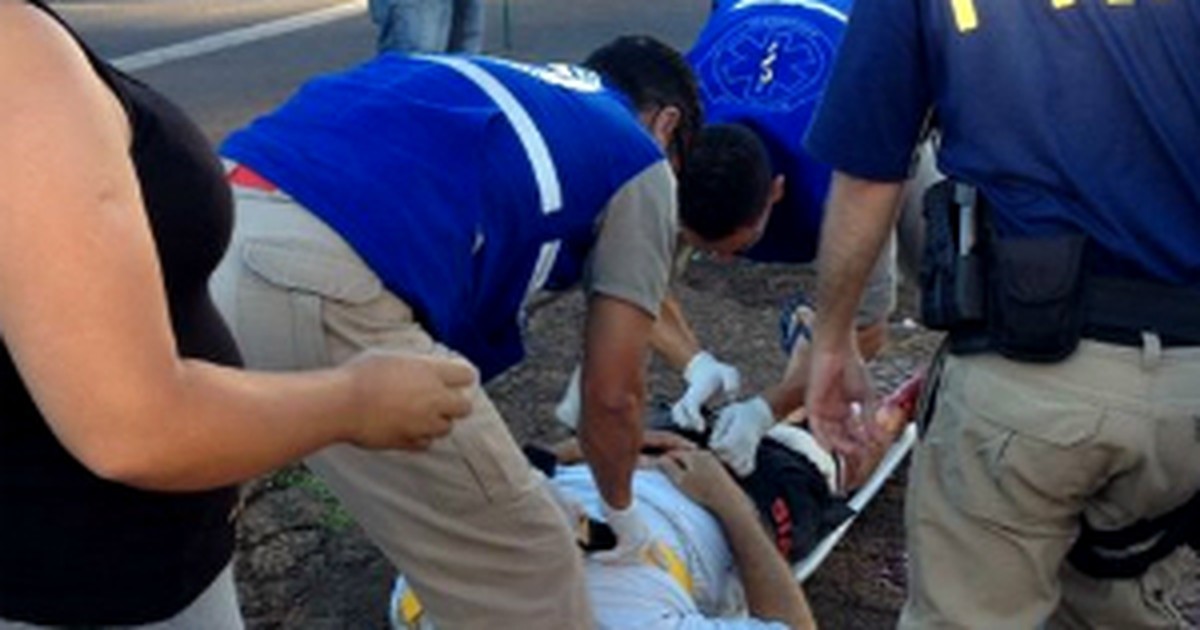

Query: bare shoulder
[0,1,118,118]
[0,0,78,67]
[0,0,128,169]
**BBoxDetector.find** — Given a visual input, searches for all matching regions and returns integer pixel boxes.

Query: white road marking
[112,0,366,72]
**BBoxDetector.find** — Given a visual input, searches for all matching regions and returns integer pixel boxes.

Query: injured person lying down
[390,371,924,630]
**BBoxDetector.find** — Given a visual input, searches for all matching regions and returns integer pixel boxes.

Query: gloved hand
[594,499,662,566]
[671,351,741,432]
[710,396,775,477]
[554,365,583,430]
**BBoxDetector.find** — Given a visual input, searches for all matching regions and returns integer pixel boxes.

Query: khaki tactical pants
[901,340,1200,629]
[210,185,592,630]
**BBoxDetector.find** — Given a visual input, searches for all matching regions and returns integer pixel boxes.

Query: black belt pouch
[987,233,1088,362]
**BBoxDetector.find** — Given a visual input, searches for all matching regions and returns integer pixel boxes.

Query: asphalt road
[58,0,711,144]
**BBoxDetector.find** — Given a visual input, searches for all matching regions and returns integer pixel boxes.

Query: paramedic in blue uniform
[211,37,769,629]
[648,0,933,476]
[802,0,1200,626]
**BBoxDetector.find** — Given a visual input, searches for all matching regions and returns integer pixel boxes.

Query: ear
[769,174,786,205]
[649,105,682,149]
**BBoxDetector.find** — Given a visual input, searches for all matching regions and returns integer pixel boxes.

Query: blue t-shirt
[805,0,1200,285]
[689,0,852,263]
[223,55,664,379]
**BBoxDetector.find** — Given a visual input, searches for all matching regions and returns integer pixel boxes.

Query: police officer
[802,0,1200,626]
[211,37,766,629]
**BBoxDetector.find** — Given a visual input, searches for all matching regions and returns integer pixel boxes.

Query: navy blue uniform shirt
[806,0,1200,285]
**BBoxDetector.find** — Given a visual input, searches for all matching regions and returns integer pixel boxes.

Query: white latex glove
[711,396,775,477]
[594,500,661,566]
[671,351,741,432]
[554,365,582,430]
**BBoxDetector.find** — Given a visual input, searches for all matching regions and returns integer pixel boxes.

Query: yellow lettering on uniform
[1106,0,1135,5]
[1052,0,1076,8]
[951,0,979,32]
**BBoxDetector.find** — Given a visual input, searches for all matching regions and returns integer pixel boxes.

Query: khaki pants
[210,187,591,630]
[901,340,1200,629]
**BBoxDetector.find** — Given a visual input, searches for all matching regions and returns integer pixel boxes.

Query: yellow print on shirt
[952,0,1141,33]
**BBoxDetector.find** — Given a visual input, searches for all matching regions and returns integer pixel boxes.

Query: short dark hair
[583,35,702,162]
[679,123,773,241]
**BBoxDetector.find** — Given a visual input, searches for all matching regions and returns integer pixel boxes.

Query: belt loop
[1141,330,1162,371]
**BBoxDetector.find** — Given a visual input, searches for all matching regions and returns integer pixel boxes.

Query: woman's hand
[344,350,477,450]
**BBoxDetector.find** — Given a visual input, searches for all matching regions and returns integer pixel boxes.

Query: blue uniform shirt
[689,0,852,263]
[223,55,664,379]
[806,0,1200,285]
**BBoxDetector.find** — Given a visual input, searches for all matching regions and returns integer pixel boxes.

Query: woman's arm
[0,4,474,491]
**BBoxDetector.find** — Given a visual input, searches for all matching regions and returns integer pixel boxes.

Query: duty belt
[949,275,1200,353]
[1083,276,1200,347]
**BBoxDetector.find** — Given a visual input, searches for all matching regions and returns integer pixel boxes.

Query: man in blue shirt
[802,0,1200,626]
[212,37,770,629]
[634,0,935,476]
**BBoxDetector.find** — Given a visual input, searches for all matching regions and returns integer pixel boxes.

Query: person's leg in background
[211,189,592,629]
[369,0,453,54]
[447,0,484,53]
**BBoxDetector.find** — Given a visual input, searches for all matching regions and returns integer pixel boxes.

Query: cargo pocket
[439,404,539,513]
[941,359,1107,530]
[238,238,383,369]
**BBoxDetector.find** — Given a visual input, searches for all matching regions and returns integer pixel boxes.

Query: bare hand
[344,350,476,451]
[657,450,743,512]
[805,343,874,457]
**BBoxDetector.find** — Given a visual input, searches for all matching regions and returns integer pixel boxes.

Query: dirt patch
[234,258,1199,628]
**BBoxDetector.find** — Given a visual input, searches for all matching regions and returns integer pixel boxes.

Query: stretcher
[794,422,917,582]
[791,366,925,582]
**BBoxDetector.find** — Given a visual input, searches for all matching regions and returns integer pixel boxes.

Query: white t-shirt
[553,466,790,630]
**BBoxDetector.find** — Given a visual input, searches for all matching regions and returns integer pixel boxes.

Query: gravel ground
[234,258,1199,628]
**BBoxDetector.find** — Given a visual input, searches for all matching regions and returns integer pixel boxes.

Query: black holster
[919,180,1090,362]
[919,180,987,337]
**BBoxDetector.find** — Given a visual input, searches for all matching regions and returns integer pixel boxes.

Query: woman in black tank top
[0,2,475,624]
